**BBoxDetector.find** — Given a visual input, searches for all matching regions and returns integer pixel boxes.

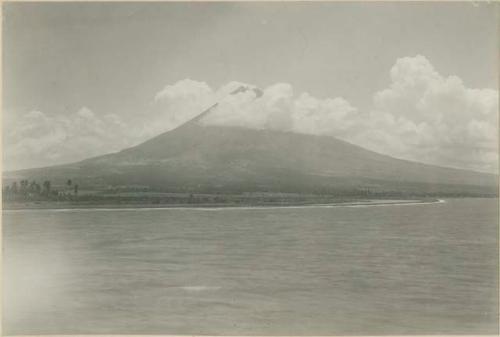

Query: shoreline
[2,198,446,212]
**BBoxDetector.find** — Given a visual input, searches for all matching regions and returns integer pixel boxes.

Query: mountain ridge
[4,85,497,197]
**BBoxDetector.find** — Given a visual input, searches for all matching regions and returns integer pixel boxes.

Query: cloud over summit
[4,55,498,173]
[154,56,497,172]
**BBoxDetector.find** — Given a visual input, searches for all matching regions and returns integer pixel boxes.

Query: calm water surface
[3,198,498,335]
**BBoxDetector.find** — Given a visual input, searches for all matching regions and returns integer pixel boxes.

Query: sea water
[3,198,498,335]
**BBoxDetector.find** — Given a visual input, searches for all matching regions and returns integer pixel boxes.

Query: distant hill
[5,88,498,197]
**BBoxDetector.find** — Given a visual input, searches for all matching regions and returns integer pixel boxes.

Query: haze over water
[3,198,498,335]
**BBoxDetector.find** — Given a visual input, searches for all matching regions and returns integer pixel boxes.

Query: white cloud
[146,78,216,138]
[357,55,498,172]
[154,78,213,102]
[4,56,498,173]
[201,83,296,131]
[291,93,359,137]
[197,55,499,173]
[199,82,358,136]
[3,107,134,170]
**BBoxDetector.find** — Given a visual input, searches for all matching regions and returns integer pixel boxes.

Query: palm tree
[43,181,51,196]
[20,180,28,195]
[11,182,18,194]
[66,179,73,196]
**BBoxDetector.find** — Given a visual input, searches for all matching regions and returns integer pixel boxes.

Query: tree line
[3,179,79,201]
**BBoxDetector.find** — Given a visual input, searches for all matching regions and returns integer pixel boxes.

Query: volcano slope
[6,106,498,198]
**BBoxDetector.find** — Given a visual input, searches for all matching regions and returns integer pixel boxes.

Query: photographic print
[2,1,499,336]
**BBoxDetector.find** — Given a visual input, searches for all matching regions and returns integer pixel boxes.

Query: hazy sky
[3,2,498,172]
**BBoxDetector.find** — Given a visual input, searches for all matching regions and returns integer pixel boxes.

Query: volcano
[5,87,498,197]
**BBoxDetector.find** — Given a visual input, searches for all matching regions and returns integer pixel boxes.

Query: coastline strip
[2,199,446,213]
